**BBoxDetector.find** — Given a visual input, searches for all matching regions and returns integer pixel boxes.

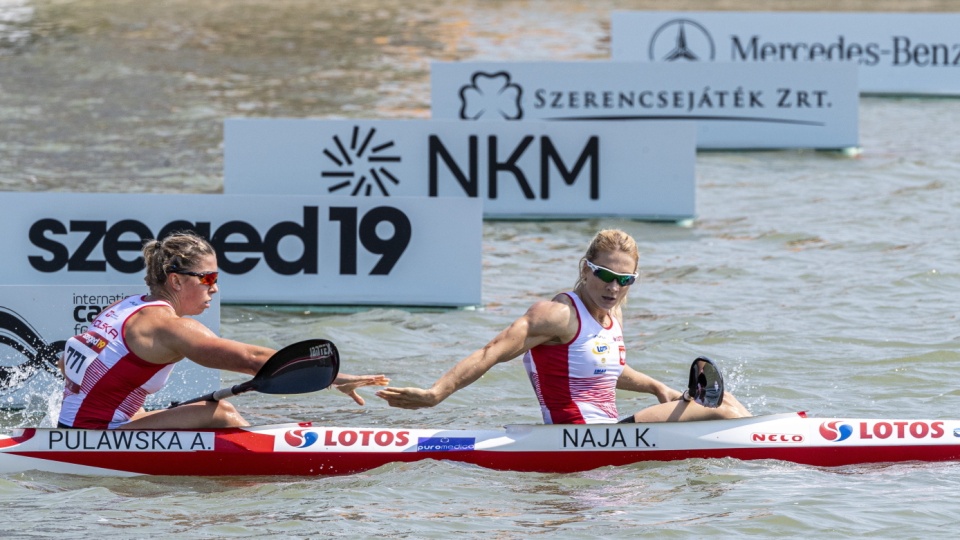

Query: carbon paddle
[169,339,340,408]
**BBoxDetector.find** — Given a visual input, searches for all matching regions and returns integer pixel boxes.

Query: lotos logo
[322,429,411,447]
[458,71,523,120]
[819,421,854,442]
[648,19,715,62]
[321,126,403,196]
[284,429,319,448]
[859,421,944,440]
[592,342,610,355]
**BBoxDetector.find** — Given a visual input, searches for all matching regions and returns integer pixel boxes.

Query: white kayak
[0,412,958,477]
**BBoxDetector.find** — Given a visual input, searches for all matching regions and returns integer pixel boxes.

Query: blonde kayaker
[377,229,750,423]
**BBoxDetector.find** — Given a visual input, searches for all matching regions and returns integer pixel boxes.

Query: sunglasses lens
[200,272,218,286]
[594,268,615,283]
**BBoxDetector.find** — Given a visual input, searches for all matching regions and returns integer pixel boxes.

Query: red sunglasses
[171,270,219,286]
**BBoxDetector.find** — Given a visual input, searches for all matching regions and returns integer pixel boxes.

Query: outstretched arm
[377,300,576,409]
[617,365,683,403]
[332,373,390,405]
[155,317,275,375]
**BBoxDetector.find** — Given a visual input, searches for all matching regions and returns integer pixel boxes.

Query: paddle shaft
[170,383,253,408]
[168,339,340,409]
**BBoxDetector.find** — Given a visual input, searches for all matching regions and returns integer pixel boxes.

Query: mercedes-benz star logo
[321,126,401,196]
[648,19,715,62]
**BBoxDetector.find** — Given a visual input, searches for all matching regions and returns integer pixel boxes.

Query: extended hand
[375,387,441,409]
[333,374,390,405]
[660,386,684,403]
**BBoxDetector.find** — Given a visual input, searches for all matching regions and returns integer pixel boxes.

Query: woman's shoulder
[549,291,575,306]
[525,293,577,322]
[521,294,579,343]
[526,292,573,312]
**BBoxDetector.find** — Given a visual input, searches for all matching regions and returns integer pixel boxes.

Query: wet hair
[574,229,640,296]
[142,231,216,293]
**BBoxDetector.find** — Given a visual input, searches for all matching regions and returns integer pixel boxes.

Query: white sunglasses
[585,261,638,286]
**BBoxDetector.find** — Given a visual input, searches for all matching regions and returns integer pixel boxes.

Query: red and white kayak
[1,412,958,477]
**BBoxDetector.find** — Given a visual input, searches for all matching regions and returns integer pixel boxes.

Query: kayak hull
[2,413,959,476]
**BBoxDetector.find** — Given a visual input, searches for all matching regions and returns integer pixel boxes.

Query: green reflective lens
[586,261,637,286]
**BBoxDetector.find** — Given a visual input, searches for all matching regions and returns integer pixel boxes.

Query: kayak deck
[2,413,959,476]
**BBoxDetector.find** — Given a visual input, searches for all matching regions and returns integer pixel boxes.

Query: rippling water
[2,0,960,537]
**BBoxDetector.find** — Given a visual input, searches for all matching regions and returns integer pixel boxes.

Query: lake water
[1,0,959,537]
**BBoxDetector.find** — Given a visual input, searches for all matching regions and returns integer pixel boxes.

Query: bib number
[62,332,108,384]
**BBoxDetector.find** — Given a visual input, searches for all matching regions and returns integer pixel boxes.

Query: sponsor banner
[0,285,218,410]
[819,420,946,442]
[282,428,414,451]
[611,11,960,96]
[430,61,859,150]
[0,193,481,306]
[279,428,484,452]
[224,119,696,220]
[417,436,476,452]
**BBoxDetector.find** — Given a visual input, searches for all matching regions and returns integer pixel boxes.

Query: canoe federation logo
[819,421,854,442]
[457,71,523,120]
[648,19,716,62]
[0,306,65,392]
[284,429,319,448]
[320,126,402,196]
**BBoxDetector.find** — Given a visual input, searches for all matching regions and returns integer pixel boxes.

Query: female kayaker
[57,231,388,430]
[377,229,750,424]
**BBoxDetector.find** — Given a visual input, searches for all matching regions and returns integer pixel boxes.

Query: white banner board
[224,119,696,221]
[0,285,218,412]
[430,61,859,150]
[611,11,960,96]
[0,193,482,307]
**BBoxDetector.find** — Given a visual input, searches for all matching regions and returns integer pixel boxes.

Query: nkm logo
[321,126,402,196]
[648,19,716,62]
[322,119,601,201]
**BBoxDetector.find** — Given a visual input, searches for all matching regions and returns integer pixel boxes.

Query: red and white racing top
[522,292,626,424]
[58,295,176,429]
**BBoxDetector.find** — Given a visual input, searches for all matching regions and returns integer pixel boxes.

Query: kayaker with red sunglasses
[57,231,388,430]
[377,229,750,424]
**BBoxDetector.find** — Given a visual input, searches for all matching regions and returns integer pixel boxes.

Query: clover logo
[320,126,401,196]
[458,71,523,120]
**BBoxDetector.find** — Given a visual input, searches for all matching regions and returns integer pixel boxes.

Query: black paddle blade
[688,356,724,408]
[250,339,340,395]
